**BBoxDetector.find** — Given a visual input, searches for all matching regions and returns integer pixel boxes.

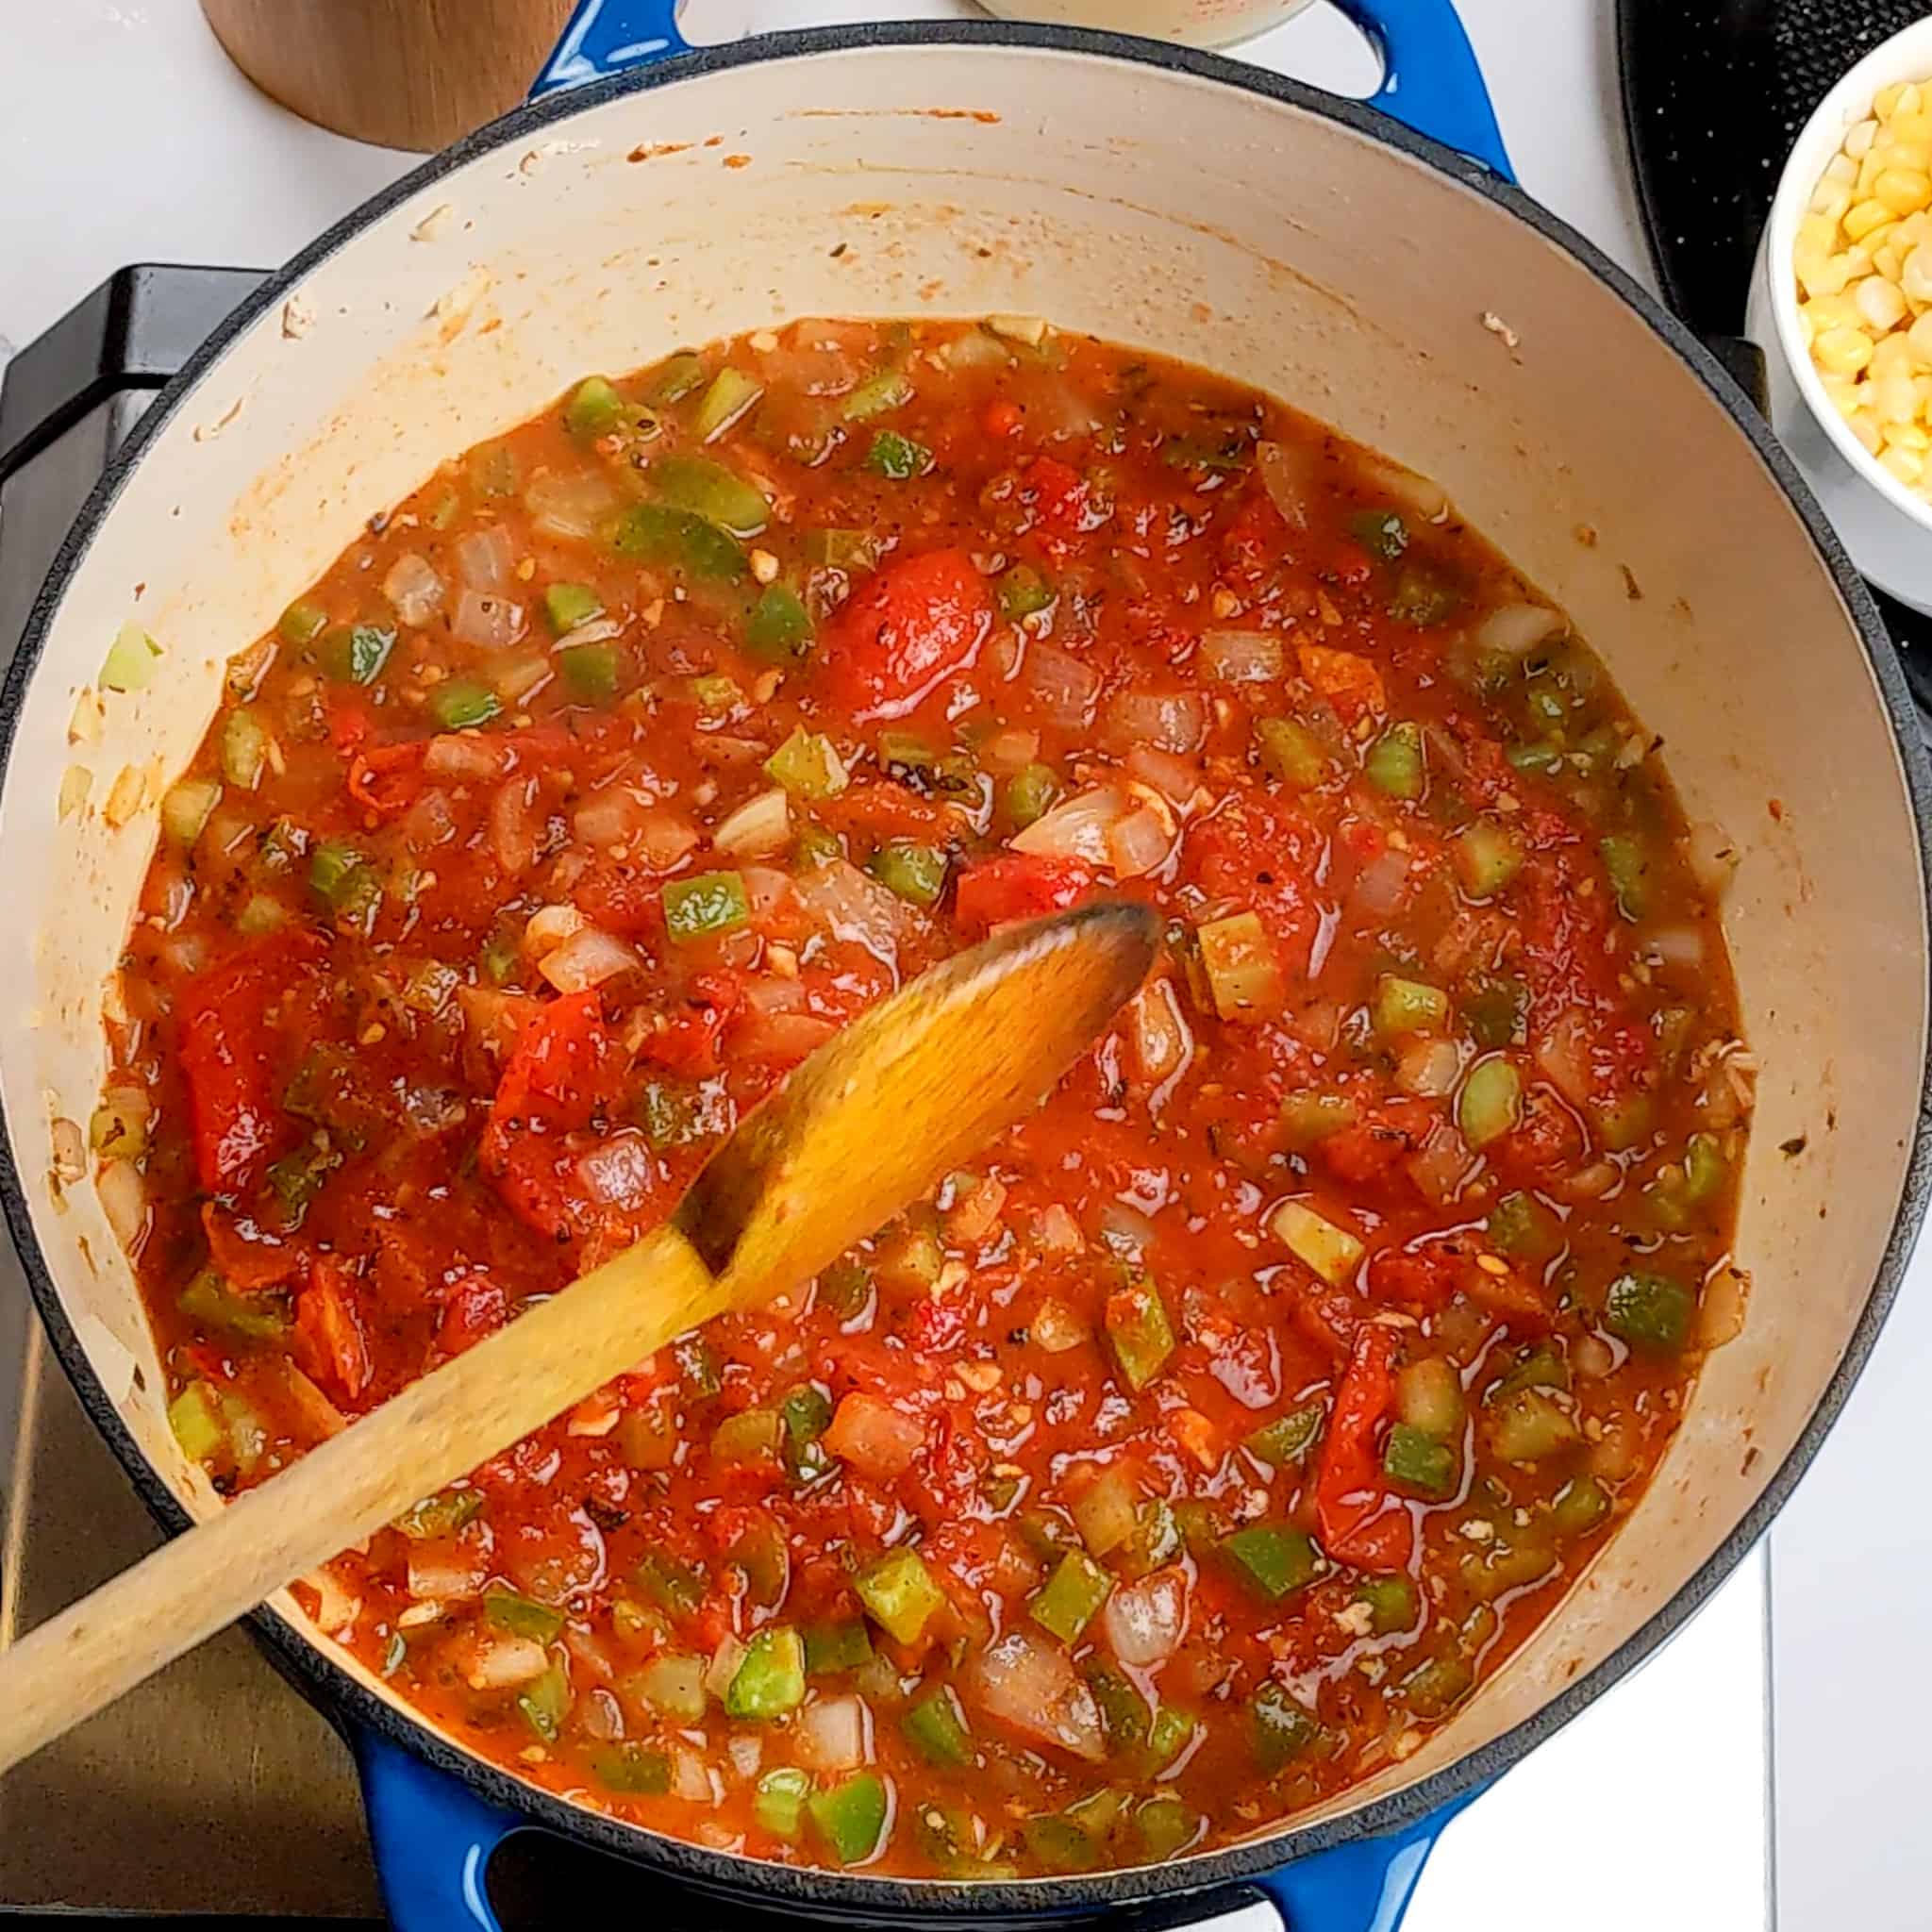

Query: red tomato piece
[1025,456,1089,533]
[641,972,743,1077]
[439,1274,511,1356]
[573,861,664,938]
[346,740,427,817]
[176,940,313,1195]
[487,990,614,1135]
[293,1257,373,1401]
[953,855,1094,935]
[983,399,1024,438]
[1320,1099,1435,1187]
[823,547,991,721]
[823,1391,927,1482]
[1313,1324,1413,1574]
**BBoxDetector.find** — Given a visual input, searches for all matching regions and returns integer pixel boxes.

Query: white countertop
[0,6,1920,1929]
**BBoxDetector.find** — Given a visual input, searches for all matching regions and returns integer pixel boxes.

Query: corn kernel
[1875,169,1932,216]
[1858,153,1885,198]
[1846,198,1893,241]
[1886,418,1931,452]
[1849,116,1883,157]
[1828,150,1863,184]
[1815,184,1855,225]
[1817,325,1875,374]
[1881,445,1924,485]
[1876,371,1919,422]
[1806,291,1860,332]
[1910,312,1932,364]
[1885,141,1932,173]
[1875,243,1906,282]
[1849,409,1885,454]
[1873,331,1916,379]
[1798,210,1840,253]
[1899,84,1923,119]
[1858,275,1910,331]
[1906,243,1932,303]
[1892,111,1932,148]
[1807,254,1857,299]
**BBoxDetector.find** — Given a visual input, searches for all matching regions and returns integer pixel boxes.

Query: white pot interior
[3,39,1923,1861]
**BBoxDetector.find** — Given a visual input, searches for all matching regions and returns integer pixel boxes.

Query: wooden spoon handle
[0,1223,721,1776]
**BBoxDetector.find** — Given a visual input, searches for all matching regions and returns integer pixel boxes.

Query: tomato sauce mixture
[98,316,1751,1876]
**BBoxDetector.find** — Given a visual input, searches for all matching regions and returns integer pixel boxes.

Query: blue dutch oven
[3,4,1925,1930]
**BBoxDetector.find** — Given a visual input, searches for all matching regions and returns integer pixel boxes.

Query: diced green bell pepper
[692,367,764,442]
[1604,1269,1693,1354]
[651,455,770,537]
[1357,1575,1418,1635]
[843,370,916,420]
[1002,761,1059,828]
[1085,1662,1150,1754]
[1374,974,1449,1038]
[1104,1274,1175,1391]
[746,582,815,662]
[1456,819,1523,897]
[1402,1654,1473,1718]
[223,708,269,790]
[996,563,1055,621]
[1244,1404,1324,1468]
[1350,508,1409,560]
[1271,1201,1364,1286]
[650,352,708,406]
[168,1380,225,1463]
[804,527,880,573]
[333,624,395,685]
[609,504,746,580]
[558,641,619,701]
[1388,560,1462,627]
[101,622,162,691]
[589,1742,672,1793]
[179,1270,290,1341]
[565,375,626,440]
[1382,1422,1457,1498]
[765,727,849,799]
[1600,833,1650,919]
[393,1487,485,1539]
[725,1626,807,1718]
[808,1772,888,1866]
[1143,1704,1195,1772]
[279,599,328,646]
[662,870,751,942]
[1252,1682,1320,1770]
[1457,1057,1523,1150]
[1486,1191,1562,1262]
[903,1685,974,1765]
[1279,1091,1356,1149]
[864,429,933,479]
[430,679,501,730]
[1137,1794,1199,1861]
[1551,1474,1611,1536]
[1257,716,1330,790]
[1029,1549,1112,1642]
[1365,721,1424,798]
[856,1546,944,1645]
[484,1587,564,1642]
[542,582,603,636]
[635,1653,707,1719]
[755,1766,811,1840]
[867,839,947,908]
[1488,1388,1580,1463]
[804,1619,873,1675]
[1223,1524,1324,1601]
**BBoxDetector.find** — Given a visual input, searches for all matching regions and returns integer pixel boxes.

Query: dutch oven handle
[358,1725,1476,1932]
[526,0,1514,182]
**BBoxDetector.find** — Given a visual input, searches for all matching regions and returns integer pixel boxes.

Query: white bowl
[1746,13,1932,615]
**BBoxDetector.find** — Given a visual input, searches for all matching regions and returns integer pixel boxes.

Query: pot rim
[3,18,1927,1918]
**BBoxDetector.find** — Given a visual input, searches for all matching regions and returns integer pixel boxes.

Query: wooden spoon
[0,899,1157,1775]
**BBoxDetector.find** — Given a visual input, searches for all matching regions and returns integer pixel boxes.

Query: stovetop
[0,262,1776,1929]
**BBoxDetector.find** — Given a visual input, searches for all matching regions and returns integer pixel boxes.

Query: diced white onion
[1202,629,1286,683]
[573,783,651,850]
[795,1693,868,1772]
[576,1131,657,1208]
[1103,689,1207,754]
[1124,977,1191,1086]
[1396,1037,1462,1098]
[973,1628,1105,1761]
[671,1745,716,1804]
[1349,849,1410,918]
[1535,1008,1594,1109]
[1107,801,1175,879]
[1476,602,1564,657]
[726,1733,764,1780]
[451,590,525,650]
[1683,820,1740,899]
[978,726,1040,774]
[1642,924,1705,970]
[705,1635,748,1700]
[540,925,640,992]
[1012,784,1129,866]
[96,1158,147,1251]
[455,525,515,593]
[1355,449,1450,521]
[490,774,540,878]
[1097,1200,1158,1257]
[1024,641,1102,728]
[1102,1569,1188,1666]
[712,788,790,858]
[381,552,445,627]
[1256,441,1311,529]
[407,1545,486,1601]
[526,469,621,541]
[1405,1120,1474,1208]
[1124,746,1204,807]
[464,1634,550,1690]
[794,859,921,961]
[305,1565,362,1636]
[425,734,506,780]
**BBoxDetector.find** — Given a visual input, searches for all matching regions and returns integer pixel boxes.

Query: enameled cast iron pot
[5,5,1929,1927]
